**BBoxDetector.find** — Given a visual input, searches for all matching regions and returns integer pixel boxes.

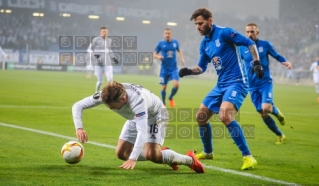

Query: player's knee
[195,112,209,124]
[115,150,129,161]
[144,149,162,163]
[262,106,272,113]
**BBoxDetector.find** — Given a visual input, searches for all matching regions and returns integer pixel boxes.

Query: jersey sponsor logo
[215,39,220,47]
[135,111,146,117]
[258,47,263,53]
[93,92,100,100]
[167,51,173,58]
[212,57,223,70]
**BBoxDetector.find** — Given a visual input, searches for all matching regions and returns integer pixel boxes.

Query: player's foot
[169,99,175,108]
[186,150,205,173]
[275,134,286,145]
[241,156,257,170]
[161,147,178,170]
[275,108,285,126]
[195,151,214,160]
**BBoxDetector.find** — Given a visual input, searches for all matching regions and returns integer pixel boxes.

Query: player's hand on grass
[282,62,292,70]
[252,60,264,79]
[119,159,137,170]
[179,68,192,77]
[76,128,88,143]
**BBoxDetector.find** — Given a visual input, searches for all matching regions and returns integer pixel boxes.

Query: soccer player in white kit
[87,27,118,92]
[310,56,319,102]
[72,81,204,173]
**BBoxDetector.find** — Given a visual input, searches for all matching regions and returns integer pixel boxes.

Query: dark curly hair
[190,8,213,21]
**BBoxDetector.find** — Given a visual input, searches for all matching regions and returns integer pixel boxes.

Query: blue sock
[227,121,251,156]
[161,90,166,105]
[263,116,282,136]
[272,105,279,115]
[168,87,178,100]
[199,123,213,153]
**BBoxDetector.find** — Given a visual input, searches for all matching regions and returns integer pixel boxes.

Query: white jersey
[87,36,114,66]
[72,83,167,160]
[310,62,319,75]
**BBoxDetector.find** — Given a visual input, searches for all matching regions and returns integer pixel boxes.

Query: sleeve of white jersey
[128,92,149,161]
[72,92,103,130]
[0,46,8,58]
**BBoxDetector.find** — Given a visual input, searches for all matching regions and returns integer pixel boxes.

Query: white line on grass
[0,122,300,186]
[0,105,317,116]
[0,122,116,149]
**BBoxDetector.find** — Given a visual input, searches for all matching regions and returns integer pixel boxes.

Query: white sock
[161,149,193,166]
[137,149,147,161]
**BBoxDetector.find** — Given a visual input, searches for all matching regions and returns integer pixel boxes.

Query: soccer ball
[61,141,84,164]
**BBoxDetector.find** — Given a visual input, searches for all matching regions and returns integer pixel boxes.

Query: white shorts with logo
[119,117,168,146]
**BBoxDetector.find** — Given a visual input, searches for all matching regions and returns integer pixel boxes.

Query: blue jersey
[155,39,180,72]
[240,39,286,89]
[198,24,254,86]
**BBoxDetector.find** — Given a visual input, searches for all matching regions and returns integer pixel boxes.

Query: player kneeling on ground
[72,81,204,173]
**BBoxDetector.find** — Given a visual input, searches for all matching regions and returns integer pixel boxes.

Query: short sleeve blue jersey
[155,39,180,72]
[198,24,255,86]
[239,39,287,88]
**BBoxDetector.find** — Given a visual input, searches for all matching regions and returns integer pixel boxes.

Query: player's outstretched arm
[177,50,185,66]
[153,52,163,60]
[282,62,293,70]
[179,66,203,77]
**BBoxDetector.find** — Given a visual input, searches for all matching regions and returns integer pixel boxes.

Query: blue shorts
[249,83,273,112]
[159,69,179,85]
[202,83,248,113]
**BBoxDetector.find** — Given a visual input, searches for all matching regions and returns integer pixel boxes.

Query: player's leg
[159,71,169,106]
[94,66,104,92]
[104,65,113,82]
[144,117,204,173]
[86,65,93,78]
[168,70,180,108]
[116,120,147,161]
[221,84,257,170]
[259,85,285,144]
[195,87,221,160]
[262,84,285,125]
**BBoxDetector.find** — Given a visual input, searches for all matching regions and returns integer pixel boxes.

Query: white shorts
[119,117,167,146]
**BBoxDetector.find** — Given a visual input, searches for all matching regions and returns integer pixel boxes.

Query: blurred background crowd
[0,0,318,84]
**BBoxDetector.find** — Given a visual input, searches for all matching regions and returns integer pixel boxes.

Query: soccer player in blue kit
[240,23,292,144]
[179,8,263,170]
[154,28,185,108]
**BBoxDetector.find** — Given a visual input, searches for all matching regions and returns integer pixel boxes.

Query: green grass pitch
[0,70,318,186]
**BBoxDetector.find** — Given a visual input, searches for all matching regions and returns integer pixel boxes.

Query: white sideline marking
[0,105,318,116]
[0,122,115,149]
[0,122,300,186]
